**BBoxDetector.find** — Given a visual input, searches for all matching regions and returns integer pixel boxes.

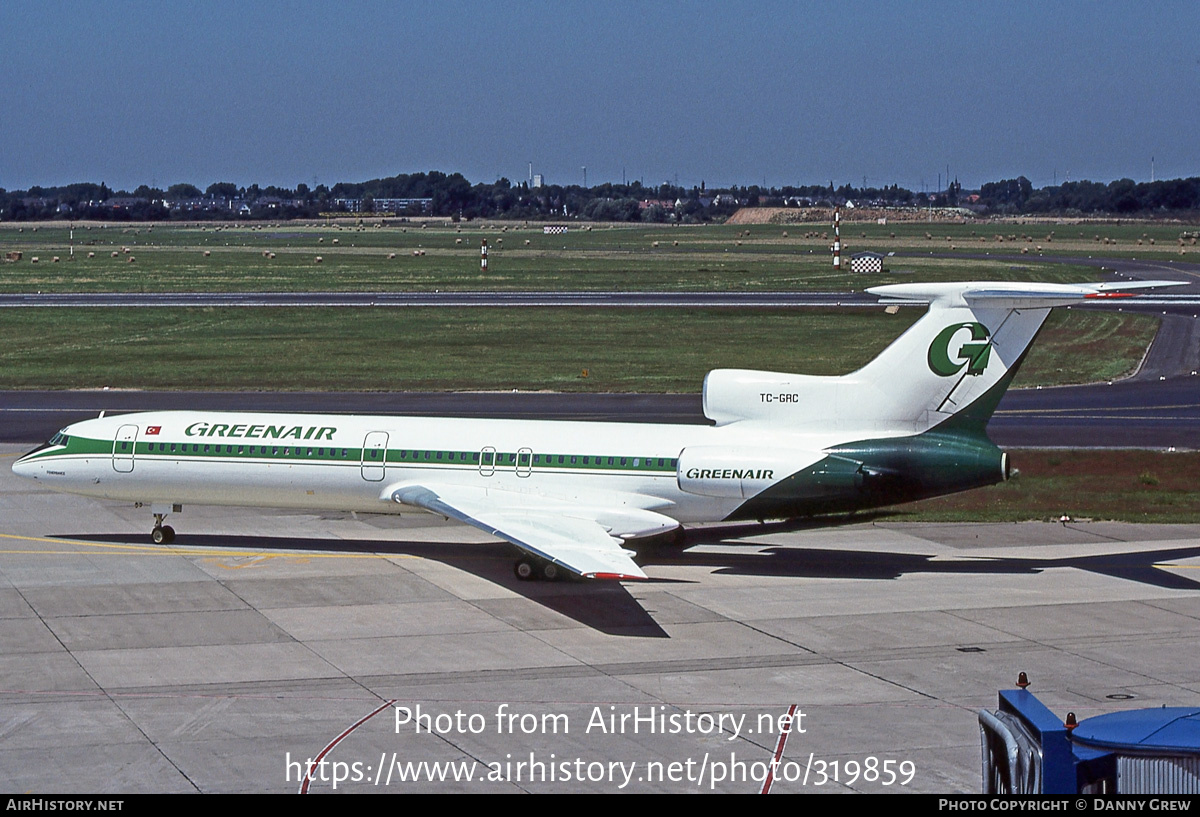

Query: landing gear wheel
[514,558,536,581]
[541,562,559,582]
[151,524,175,544]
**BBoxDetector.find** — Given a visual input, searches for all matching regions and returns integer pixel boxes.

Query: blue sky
[3,1,1198,191]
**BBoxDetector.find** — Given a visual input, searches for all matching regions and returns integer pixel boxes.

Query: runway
[0,291,888,308]
[3,288,1200,313]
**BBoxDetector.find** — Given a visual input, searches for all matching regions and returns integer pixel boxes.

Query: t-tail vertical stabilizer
[702,280,1184,436]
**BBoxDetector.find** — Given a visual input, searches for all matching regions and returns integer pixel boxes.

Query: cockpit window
[22,430,70,459]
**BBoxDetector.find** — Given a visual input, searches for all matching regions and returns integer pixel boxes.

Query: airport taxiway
[2,443,1199,793]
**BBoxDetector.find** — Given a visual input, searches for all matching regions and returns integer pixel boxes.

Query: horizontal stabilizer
[870,279,1186,309]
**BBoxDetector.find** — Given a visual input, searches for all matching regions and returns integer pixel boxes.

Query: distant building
[169,198,219,212]
[334,197,432,214]
[532,174,544,188]
[102,197,149,212]
[375,197,433,213]
[850,251,885,274]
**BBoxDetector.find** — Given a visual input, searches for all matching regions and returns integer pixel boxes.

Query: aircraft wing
[387,482,669,580]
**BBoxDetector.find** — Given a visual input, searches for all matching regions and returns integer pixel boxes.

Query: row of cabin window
[392,451,676,468]
[139,443,676,469]
[529,454,677,468]
[145,443,353,457]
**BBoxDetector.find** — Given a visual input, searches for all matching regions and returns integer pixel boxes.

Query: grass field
[0,220,1164,293]
[0,306,1157,392]
[0,219,1164,391]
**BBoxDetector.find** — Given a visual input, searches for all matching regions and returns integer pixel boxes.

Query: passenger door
[361,432,388,481]
[112,424,138,473]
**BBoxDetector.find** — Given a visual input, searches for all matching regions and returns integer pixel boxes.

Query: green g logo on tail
[928,322,992,377]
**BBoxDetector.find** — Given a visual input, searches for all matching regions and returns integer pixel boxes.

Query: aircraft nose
[12,454,38,480]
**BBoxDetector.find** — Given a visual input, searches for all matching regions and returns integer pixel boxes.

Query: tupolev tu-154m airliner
[12,280,1182,582]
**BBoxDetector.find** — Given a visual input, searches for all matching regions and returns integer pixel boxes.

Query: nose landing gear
[151,514,175,544]
[137,503,182,545]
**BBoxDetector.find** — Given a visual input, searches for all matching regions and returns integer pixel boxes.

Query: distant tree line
[3,172,1199,222]
[978,176,1200,214]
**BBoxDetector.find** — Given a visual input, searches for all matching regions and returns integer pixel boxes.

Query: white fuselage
[14,409,853,525]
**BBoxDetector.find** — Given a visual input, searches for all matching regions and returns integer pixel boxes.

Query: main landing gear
[513,557,562,582]
[151,514,175,544]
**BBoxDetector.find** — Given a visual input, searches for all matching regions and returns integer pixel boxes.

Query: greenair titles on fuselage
[184,422,336,441]
[685,468,774,481]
